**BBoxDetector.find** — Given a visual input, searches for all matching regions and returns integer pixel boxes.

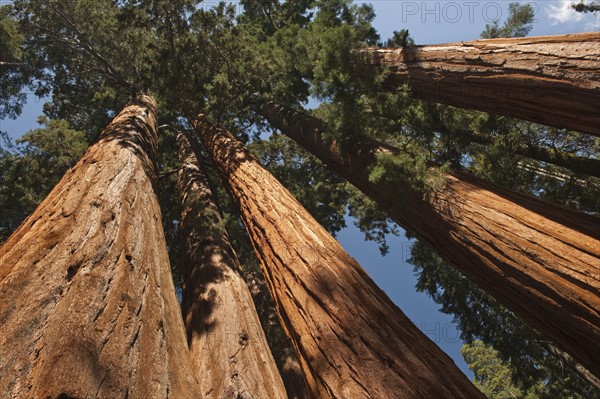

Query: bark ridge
[360,33,600,136]
[0,96,200,399]
[253,100,600,380]
[195,117,485,399]
[177,132,287,399]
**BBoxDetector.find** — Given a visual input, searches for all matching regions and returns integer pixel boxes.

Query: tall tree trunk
[177,132,287,399]
[194,116,485,399]
[278,350,311,399]
[0,96,201,398]
[359,33,600,136]
[438,125,600,179]
[252,100,600,380]
[519,144,600,179]
[244,269,312,398]
[542,342,600,390]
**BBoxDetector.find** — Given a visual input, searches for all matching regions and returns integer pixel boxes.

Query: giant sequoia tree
[360,32,600,136]
[177,131,287,398]
[0,96,201,398]
[252,99,600,379]
[431,124,600,179]
[193,116,485,398]
[409,241,600,397]
[2,0,599,396]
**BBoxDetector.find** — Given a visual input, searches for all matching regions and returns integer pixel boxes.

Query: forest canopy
[0,1,599,398]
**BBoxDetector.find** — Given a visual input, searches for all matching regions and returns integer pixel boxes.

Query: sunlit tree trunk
[252,100,600,379]
[177,132,287,399]
[194,116,485,399]
[360,33,600,136]
[0,96,201,398]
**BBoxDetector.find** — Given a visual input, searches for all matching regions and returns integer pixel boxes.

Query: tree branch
[45,3,136,93]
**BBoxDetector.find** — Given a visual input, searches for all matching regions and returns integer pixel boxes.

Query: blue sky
[1,0,598,381]
[370,0,599,44]
[338,0,598,379]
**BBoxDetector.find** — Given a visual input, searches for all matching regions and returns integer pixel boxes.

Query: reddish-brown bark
[177,132,287,398]
[252,100,600,379]
[194,116,485,399]
[0,96,201,398]
[360,33,600,136]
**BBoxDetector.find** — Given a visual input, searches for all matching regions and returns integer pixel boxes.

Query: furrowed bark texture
[359,33,600,136]
[177,132,287,399]
[0,96,201,398]
[194,117,485,399]
[252,100,600,379]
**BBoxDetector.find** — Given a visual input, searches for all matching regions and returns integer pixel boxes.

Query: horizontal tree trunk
[194,116,485,399]
[177,132,287,399]
[252,100,600,380]
[0,96,200,398]
[359,33,600,137]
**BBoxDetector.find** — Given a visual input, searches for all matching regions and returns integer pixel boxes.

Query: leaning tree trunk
[437,125,600,179]
[252,100,600,379]
[359,33,600,137]
[519,144,600,179]
[542,342,600,390]
[177,132,287,399]
[194,116,485,399]
[0,96,201,398]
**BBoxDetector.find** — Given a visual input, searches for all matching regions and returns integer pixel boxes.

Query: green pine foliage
[0,1,598,396]
[481,3,535,39]
[384,29,414,47]
[462,340,543,399]
[0,4,30,119]
[0,117,87,242]
[572,1,600,13]
[368,151,448,196]
[0,6,22,63]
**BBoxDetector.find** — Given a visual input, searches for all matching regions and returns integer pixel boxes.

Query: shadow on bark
[250,100,600,381]
[193,115,486,398]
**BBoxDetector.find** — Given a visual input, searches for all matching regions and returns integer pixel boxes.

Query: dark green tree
[0,117,87,242]
[481,2,535,38]
[0,4,35,119]
[572,1,600,13]
[2,0,598,396]
[384,29,414,47]
[0,6,22,65]
[462,340,542,399]
[411,241,600,397]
